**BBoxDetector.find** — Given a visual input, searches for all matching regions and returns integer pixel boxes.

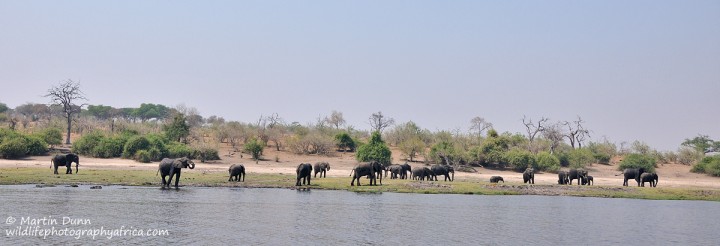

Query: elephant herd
[48,153,659,189]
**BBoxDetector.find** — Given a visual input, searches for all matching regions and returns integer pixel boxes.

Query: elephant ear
[172,159,183,168]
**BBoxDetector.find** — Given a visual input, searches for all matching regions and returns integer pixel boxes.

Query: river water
[1,185,718,245]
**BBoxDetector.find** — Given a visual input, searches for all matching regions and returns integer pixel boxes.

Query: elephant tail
[50,159,52,169]
[349,169,354,177]
[156,168,160,176]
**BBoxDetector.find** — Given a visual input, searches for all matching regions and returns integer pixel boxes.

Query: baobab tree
[368,111,395,133]
[45,80,87,144]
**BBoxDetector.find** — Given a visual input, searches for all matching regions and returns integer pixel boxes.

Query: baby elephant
[228,164,246,182]
[313,162,330,178]
[490,176,504,183]
[581,175,593,185]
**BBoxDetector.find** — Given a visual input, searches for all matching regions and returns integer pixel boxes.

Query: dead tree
[369,111,395,133]
[44,80,87,144]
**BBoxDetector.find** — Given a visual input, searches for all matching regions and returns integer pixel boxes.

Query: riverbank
[2,167,719,201]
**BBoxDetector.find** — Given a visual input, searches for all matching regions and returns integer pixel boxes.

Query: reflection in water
[1,185,719,245]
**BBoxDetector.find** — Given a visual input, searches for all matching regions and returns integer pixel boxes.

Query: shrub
[334,132,356,152]
[134,150,152,163]
[72,132,105,156]
[567,148,595,169]
[91,137,125,158]
[536,152,560,173]
[504,149,536,172]
[356,131,392,166]
[0,137,28,158]
[123,136,151,158]
[678,147,703,165]
[593,153,611,164]
[691,156,720,176]
[167,142,193,158]
[25,136,48,156]
[192,146,220,162]
[244,138,265,162]
[38,128,63,147]
[618,153,656,173]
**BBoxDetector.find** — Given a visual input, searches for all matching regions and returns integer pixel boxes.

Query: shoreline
[2,167,719,201]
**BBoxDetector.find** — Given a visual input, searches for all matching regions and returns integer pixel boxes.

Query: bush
[91,137,126,158]
[618,153,656,173]
[244,138,265,162]
[25,136,48,156]
[167,142,193,158]
[593,153,611,164]
[334,132,356,152]
[356,131,392,166]
[72,132,105,156]
[134,150,152,163]
[678,147,703,165]
[536,152,560,173]
[192,146,220,162]
[0,137,28,158]
[38,128,63,147]
[567,148,595,169]
[504,149,536,172]
[123,136,151,158]
[691,156,720,176]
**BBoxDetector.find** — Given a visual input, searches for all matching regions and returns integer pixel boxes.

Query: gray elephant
[523,167,535,184]
[228,164,245,182]
[568,169,588,185]
[430,164,454,181]
[639,173,658,187]
[490,176,504,183]
[581,175,594,185]
[411,167,434,181]
[51,153,79,174]
[622,168,646,186]
[313,162,330,178]
[296,163,313,186]
[350,161,383,186]
[558,171,569,185]
[400,163,412,179]
[157,157,195,188]
[386,164,404,179]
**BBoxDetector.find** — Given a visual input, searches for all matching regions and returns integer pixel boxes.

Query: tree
[542,122,565,154]
[356,131,392,165]
[334,132,356,152]
[86,105,115,120]
[244,137,265,163]
[368,111,394,133]
[0,102,8,114]
[682,135,720,154]
[163,114,190,143]
[44,80,87,144]
[522,115,548,143]
[563,116,590,149]
[469,117,493,137]
[325,110,346,129]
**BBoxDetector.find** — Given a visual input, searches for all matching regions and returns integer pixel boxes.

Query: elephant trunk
[189,162,195,169]
[75,162,79,174]
[451,170,454,181]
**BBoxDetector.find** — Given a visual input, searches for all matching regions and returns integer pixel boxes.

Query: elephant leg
[66,165,72,174]
[174,173,181,188]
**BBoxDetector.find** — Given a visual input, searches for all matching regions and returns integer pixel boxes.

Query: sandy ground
[1,144,718,189]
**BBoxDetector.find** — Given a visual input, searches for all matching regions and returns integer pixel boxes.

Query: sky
[0,1,718,151]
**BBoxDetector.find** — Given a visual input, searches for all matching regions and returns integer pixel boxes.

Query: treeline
[1,100,719,176]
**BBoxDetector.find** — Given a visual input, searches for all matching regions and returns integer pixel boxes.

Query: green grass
[1,167,719,201]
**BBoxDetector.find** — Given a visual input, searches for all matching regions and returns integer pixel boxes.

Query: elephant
[386,164,404,179]
[411,167,434,181]
[490,176,504,183]
[228,164,245,182]
[157,157,195,188]
[313,162,330,178]
[622,168,646,186]
[50,153,79,174]
[430,165,454,182]
[640,173,658,187]
[523,167,535,184]
[581,175,594,185]
[350,161,383,186]
[400,163,412,179]
[557,171,569,185]
[296,163,313,186]
[568,169,588,185]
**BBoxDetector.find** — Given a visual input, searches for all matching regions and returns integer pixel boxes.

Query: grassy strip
[1,167,719,201]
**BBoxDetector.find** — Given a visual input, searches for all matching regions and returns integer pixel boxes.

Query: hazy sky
[1,1,718,151]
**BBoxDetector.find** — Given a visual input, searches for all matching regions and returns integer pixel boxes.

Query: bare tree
[522,115,548,143]
[368,111,395,133]
[469,116,493,137]
[563,116,590,149]
[325,110,346,129]
[543,122,565,154]
[45,80,87,144]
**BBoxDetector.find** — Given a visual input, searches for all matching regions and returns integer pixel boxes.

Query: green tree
[619,153,657,173]
[504,149,536,172]
[244,137,265,163]
[164,114,190,143]
[0,102,8,113]
[86,105,115,120]
[334,132,356,152]
[134,103,171,122]
[356,131,392,165]
[39,128,63,147]
[536,152,560,173]
[567,148,595,169]
[691,155,720,176]
[682,134,720,154]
